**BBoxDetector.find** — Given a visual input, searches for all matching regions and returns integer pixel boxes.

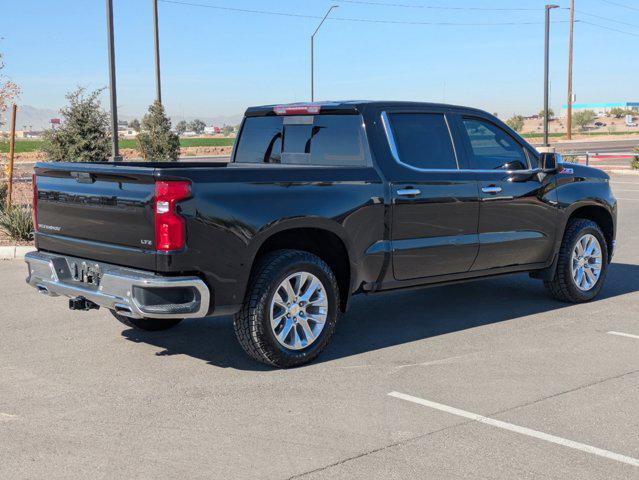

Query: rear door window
[388,113,458,170]
[234,115,369,166]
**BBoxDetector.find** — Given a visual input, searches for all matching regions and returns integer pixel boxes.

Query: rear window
[388,113,458,170]
[234,115,369,166]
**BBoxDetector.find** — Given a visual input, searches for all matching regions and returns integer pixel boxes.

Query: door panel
[472,172,557,270]
[391,173,480,279]
[457,115,558,271]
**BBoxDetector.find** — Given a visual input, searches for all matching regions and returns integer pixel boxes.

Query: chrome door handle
[397,188,421,197]
[482,186,502,194]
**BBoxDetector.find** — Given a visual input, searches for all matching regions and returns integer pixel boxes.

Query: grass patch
[0,137,236,153]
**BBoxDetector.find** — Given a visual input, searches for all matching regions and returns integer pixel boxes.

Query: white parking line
[607,331,639,340]
[388,391,639,468]
[616,197,639,201]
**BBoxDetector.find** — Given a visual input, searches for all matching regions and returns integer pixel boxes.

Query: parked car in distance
[594,121,607,127]
[25,101,617,367]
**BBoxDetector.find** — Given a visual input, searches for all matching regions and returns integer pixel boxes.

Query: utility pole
[311,5,338,102]
[544,4,560,147]
[566,0,575,140]
[106,0,121,161]
[153,0,162,104]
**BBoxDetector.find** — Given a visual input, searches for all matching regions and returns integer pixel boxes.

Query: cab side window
[389,113,458,170]
[462,118,529,171]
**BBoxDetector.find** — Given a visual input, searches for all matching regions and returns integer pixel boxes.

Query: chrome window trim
[381,111,538,175]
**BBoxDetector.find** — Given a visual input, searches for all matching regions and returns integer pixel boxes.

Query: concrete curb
[0,246,35,260]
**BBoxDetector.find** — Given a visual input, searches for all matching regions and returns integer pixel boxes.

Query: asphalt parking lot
[1,174,638,479]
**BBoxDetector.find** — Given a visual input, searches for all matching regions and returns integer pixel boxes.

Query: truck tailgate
[34,163,157,269]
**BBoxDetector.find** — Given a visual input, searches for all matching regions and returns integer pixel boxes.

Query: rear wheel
[111,311,183,331]
[234,250,340,368]
[544,218,608,303]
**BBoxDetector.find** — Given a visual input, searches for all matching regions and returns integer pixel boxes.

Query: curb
[0,246,35,260]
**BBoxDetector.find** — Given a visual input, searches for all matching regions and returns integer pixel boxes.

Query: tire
[234,249,341,368]
[111,311,183,331]
[544,218,609,303]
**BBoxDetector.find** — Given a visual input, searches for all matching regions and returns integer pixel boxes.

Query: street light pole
[566,0,575,140]
[311,5,338,102]
[106,0,121,161]
[153,0,162,104]
[544,4,559,147]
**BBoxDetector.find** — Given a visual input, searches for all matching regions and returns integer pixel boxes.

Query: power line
[331,0,539,11]
[158,0,565,26]
[575,9,639,29]
[598,0,639,12]
[578,20,639,37]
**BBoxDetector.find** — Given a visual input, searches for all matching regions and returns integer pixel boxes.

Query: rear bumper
[25,251,210,320]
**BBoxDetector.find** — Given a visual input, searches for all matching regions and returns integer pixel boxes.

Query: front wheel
[111,311,183,331]
[544,218,609,303]
[234,250,341,368]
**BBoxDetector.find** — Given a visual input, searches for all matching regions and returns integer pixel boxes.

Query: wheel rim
[571,233,603,292]
[270,271,328,351]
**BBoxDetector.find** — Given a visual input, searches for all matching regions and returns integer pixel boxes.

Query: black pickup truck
[26,101,617,367]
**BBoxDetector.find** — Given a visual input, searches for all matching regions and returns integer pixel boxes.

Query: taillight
[154,180,191,251]
[274,104,321,115]
[32,173,38,232]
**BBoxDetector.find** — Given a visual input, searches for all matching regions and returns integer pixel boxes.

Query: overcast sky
[2,0,638,119]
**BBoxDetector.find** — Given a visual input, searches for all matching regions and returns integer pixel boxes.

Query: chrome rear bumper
[25,251,210,320]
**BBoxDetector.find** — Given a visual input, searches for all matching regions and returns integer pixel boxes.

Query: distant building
[204,126,221,135]
[562,102,639,115]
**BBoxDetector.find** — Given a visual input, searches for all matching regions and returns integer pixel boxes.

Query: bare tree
[0,50,20,128]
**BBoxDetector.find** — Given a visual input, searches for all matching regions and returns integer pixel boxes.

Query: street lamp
[311,5,338,102]
[543,4,560,147]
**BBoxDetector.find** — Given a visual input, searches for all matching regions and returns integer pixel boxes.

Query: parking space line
[616,198,639,201]
[388,391,639,468]
[607,331,639,340]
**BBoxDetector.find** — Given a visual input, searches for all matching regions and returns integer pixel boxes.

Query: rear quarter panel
[160,165,386,311]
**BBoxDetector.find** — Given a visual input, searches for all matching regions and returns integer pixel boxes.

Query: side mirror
[540,152,561,173]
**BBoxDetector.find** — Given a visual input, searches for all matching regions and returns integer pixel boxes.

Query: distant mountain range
[0,105,242,132]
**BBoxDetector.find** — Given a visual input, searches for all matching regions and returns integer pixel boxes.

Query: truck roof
[245,101,488,117]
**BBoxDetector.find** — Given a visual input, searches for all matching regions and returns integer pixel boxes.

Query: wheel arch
[564,202,615,261]
[248,221,354,311]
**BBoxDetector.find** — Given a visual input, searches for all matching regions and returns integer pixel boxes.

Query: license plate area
[69,260,102,286]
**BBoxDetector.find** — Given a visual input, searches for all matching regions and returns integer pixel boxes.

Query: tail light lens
[154,180,191,251]
[32,173,38,232]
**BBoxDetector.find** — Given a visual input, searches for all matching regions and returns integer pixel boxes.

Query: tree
[42,87,112,162]
[128,118,140,131]
[136,100,180,161]
[0,50,20,128]
[221,124,236,136]
[189,119,206,134]
[610,107,628,118]
[573,110,597,131]
[538,108,555,120]
[175,120,188,135]
[506,115,525,132]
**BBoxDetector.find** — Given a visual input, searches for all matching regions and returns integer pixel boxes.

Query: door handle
[482,186,502,194]
[397,188,421,197]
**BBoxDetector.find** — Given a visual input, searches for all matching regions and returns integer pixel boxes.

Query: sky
[2,0,638,121]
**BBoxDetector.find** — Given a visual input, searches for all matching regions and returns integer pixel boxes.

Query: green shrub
[0,205,34,241]
[42,87,112,162]
[632,149,639,170]
[137,101,180,161]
